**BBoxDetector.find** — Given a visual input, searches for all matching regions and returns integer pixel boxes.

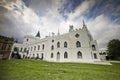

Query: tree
[107,39,120,60]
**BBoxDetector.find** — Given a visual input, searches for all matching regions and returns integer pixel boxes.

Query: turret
[82,20,93,41]
[36,31,40,38]
[57,28,60,35]
[69,25,74,32]
[82,20,88,31]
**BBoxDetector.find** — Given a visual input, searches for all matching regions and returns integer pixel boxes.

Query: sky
[0,0,120,51]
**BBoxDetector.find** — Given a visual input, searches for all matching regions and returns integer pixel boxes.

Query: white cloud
[68,0,96,21]
[0,0,120,51]
[87,14,120,51]
[0,0,41,41]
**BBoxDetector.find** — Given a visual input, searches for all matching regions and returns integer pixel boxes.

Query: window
[51,45,54,50]
[75,33,79,38]
[37,54,39,59]
[76,41,81,47]
[92,45,96,51]
[93,53,97,59]
[42,44,44,50]
[77,51,82,59]
[64,52,68,58]
[64,42,67,48]
[41,53,44,60]
[51,53,53,58]
[52,40,54,42]
[57,42,60,48]
[24,48,27,52]
[38,45,40,50]
[20,48,23,52]
[57,52,60,61]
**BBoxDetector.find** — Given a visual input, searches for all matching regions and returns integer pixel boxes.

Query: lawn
[0,60,120,80]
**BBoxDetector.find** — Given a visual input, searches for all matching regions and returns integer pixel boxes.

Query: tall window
[93,53,97,59]
[38,45,40,50]
[42,44,44,50]
[20,48,23,52]
[51,45,54,50]
[64,52,68,58]
[77,51,82,59]
[57,42,60,48]
[92,45,96,51]
[51,53,53,58]
[41,53,44,60]
[64,42,67,48]
[24,48,27,52]
[76,41,81,47]
[57,52,60,61]
[37,54,39,59]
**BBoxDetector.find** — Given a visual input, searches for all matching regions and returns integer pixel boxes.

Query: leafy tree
[107,39,120,60]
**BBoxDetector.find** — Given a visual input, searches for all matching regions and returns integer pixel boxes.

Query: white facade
[11,22,101,63]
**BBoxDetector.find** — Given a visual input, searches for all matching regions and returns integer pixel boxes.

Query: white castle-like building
[11,21,101,63]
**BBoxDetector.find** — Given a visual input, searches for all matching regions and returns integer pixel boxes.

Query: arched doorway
[57,52,60,61]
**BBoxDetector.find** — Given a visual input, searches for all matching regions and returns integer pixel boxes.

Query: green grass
[0,60,120,80]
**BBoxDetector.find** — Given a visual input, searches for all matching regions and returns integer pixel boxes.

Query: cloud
[0,0,120,51]
[0,0,68,41]
[58,0,120,51]
[0,0,41,42]
[87,14,120,51]
[67,0,96,21]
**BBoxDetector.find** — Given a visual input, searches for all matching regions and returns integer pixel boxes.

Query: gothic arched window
[64,42,67,48]
[93,53,97,59]
[37,54,39,59]
[92,45,96,51]
[64,52,68,58]
[57,42,60,48]
[41,53,44,60]
[51,45,54,50]
[38,45,40,50]
[77,51,82,59]
[76,41,81,47]
[42,44,44,50]
[57,52,60,61]
[51,53,53,58]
